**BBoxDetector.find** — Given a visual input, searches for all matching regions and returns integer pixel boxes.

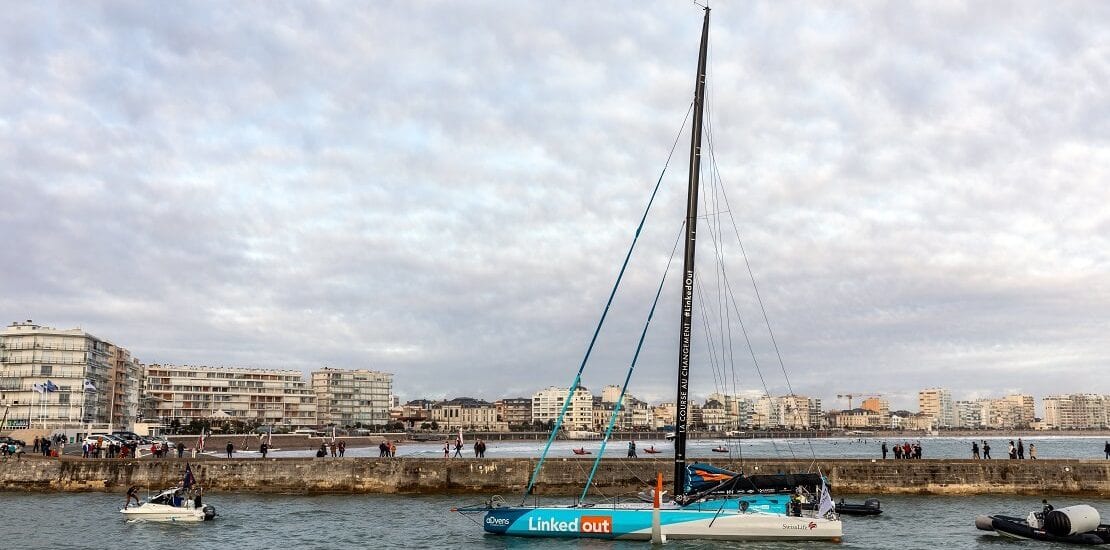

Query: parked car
[111,431,143,444]
[0,436,27,447]
[83,434,125,448]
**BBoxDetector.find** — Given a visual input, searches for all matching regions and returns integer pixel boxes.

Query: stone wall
[1,456,1107,496]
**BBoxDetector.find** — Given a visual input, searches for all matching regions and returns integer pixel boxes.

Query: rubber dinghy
[976,505,1109,545]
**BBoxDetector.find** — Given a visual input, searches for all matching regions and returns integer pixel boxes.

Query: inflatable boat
[836,498,882,516]
[975,505,1110,545]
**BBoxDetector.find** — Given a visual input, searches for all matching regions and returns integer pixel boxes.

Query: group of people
[378,440,397,457]
[32,435,64,457]
[314,440,346,458]
[880,441,923,459]
[441,437,487,458]
[969,438,1037,459]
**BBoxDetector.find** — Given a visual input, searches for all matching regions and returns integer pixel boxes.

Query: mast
[674,6,710,500]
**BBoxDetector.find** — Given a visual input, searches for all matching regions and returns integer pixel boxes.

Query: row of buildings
[4,321,1109,433]
[0,321,392,431]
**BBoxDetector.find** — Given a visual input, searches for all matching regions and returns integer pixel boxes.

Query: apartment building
[955,400,982,428]
[494,397,532,428]
[311,367,393,428]
[918,388,955,428]
[532,386,594,430]
[144,364,317,428]
[0,320,119,428]
[1043,394,1109,429]
[860,397,890,425]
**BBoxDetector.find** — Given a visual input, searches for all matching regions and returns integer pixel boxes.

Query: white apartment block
[144,364,317,428]
[918,388,955,428]
[311,367,393,427]
[1043,394,1109,429]
[532,386,594,430]
[955,400,982,428]
[0,320,124,428]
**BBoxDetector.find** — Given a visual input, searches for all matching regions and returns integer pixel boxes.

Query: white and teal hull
[483,502,842,541]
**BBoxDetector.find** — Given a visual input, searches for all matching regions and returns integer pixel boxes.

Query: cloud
[2,1,1108,412]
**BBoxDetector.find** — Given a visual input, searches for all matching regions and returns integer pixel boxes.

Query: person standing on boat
[226,441,234,459]
[125,485,141,509]
[1017,438,1024,459]
[972,441,980,459]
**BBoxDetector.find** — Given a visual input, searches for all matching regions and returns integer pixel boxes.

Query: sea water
[2,491,1106,549]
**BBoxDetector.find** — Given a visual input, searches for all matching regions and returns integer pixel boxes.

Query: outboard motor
[203,505,217,521]
[864,498,880,509]
[1044,505,1100,536]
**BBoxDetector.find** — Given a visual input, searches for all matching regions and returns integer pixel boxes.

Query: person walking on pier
[226,442,234,459]
[893,444,902,459]
[453,438,463,458]
[972,441,980,459]
[1017,438,1024,459]
[627,439,637,458]
[983,440,991,459]
[1029,443,1037,459]
[1007,440,1016,459]
[881,442,888,459]
[1104,441,1109,459]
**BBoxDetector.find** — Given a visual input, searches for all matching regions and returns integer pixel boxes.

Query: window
[40,365,53,376]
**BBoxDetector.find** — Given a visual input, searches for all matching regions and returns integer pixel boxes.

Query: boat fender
[974,515,996,531]
[1044,505,1100,537]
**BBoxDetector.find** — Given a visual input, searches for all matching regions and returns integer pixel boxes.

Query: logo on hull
[526,515,613,534]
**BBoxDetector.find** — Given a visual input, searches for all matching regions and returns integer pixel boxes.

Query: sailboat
[459,7,842,542]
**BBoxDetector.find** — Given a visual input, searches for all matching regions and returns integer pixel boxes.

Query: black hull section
[836,504,882,516]
[988,515,1109,545]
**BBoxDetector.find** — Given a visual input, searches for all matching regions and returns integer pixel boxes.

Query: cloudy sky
[3,1,1108,411]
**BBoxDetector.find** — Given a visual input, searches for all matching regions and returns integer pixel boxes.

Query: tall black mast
[674,6,710,500]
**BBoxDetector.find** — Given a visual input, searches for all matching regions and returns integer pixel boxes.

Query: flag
[32,383,45,394]
[817,479,835,518]
[182,464,195,489]
[83,379,97,392]
[45,380,59,392]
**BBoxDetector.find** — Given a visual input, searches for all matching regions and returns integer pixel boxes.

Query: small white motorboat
[120,488,216,522]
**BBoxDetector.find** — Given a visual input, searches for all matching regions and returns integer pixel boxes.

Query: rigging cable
[580,220,685,502]
[522,103,695,502]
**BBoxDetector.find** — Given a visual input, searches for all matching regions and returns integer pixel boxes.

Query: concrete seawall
[1,457,1107,496]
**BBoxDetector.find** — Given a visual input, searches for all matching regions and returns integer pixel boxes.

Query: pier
[1,457,1107,496]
